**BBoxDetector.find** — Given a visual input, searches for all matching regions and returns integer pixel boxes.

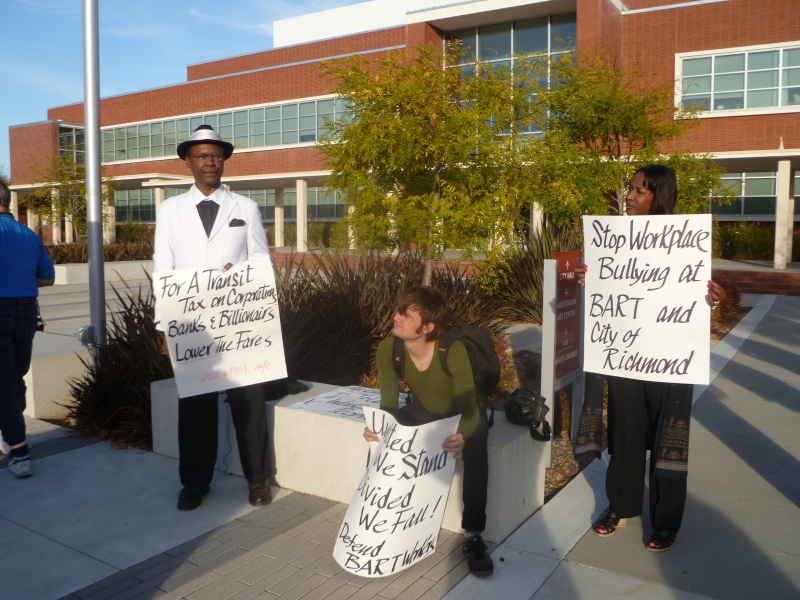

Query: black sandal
[646,530,676,552]
[593,509,627,537]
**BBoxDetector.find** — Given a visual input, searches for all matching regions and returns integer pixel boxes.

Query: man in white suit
[154,125,273,511]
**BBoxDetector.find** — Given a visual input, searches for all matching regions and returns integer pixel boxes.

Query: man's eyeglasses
[191,153,225,163]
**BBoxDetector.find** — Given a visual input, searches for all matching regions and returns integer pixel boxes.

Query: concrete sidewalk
[1,295,798,600]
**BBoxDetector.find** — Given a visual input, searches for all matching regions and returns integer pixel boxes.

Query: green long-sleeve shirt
[377,336,488,439]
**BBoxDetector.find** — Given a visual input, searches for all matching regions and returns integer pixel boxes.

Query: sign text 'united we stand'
[582,214,712,385]
[154,258,287,397]
[333,408,460,578]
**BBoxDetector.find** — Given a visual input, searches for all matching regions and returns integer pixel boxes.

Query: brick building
[7,0,799,261]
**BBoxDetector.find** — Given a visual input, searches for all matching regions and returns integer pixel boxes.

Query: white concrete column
[154,187,165,217]
[531,203,544,238]
[774,160,795,269]
[296,179,308,252]
[274,188,284,247]
[51,191,62,245]
[348,204,356,250]
[65,215,74,244]
[26,208,37,232]
[9,190,19,218]
[103,185,116,244]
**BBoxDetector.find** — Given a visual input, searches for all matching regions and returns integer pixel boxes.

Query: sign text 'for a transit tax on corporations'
[154,258,287,397]
[582,215,711,385]
[333,408,460,577]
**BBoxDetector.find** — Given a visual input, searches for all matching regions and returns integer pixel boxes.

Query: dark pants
[606,376,687,533]
[178,383,270,488]
[398,400,489,532]
[0,303,38,458]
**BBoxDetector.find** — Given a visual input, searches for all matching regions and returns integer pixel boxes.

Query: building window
[681,45,800,113]
[237,188,347,221]
[712,172,780,217]
[115,189,156,223]
[59,126,85,164]
[101,96,347,163]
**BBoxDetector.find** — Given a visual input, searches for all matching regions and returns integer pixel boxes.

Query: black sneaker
[177,485,210,511]
[463,534,493,576]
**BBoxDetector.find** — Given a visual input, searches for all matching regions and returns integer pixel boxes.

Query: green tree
[318,44,537,285]
[0,164,9,186]
[525,53,735,228]
[22,145,115,241]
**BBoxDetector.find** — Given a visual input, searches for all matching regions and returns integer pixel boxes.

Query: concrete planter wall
[54,260,154,285]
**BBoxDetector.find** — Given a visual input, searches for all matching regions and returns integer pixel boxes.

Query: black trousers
[0,303,38,458]
[606,376,687,533]
[397,400,489,532]
[178,383,270,488]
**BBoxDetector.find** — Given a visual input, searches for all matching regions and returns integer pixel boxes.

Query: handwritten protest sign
[287,386,382,421]
[333,408,460,577]
[154,258,287,397]
[582,214,711,385]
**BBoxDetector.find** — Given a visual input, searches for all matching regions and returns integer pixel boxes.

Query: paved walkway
[1,294,798,600]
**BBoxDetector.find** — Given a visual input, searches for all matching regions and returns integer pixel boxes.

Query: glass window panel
[266,120,280,134]
[783,87,800,106]
[785,48,800,67]
[284,189,297,205]
[139,135,150,148]
[176,119,190,131]
[139,146,150,159]
[115,128,125,140]
[163,121,175,133]
[683,75,711,94]
[282,130,298,144]
[152,145,164,157]
[249,108,264,121]
[746,172,775,177]
[151,122,162,134]
[318,115,331,129]
[219,113,233,126]
[152,133,163,145]
[747,89,778,108]
[266,106,281,121]
[783,67,800,86]
[712,199,742,214]
[282,104,298,118]
[190,117,203,130]
[460,64,476,78]
[103,151,115,162]
[250,134,265,147]
[713,92,744,110]
[514,17,548,56]
[139,124,151,135]
[299,102,316,117]
[299,130,316,142]
[299,115,315,130]
[683,95,711,111]
[749,51,778,71]
[219,125,233,140]
[743,197,775,214]
[479,22,511,60]
[550,12,577,52]
[716,54,745,73]
[204,115,218,128]
[164,131,176,144]
[177,130,190,144]
[265,190,276,207]
[103,130,115,142]
[249,121,264,135]
[283,117,298,131]
[487,59,511,75]
[234,123,248,137]
[234,110,248,125]
[126,137,138,149]
[266,132,281,146]
[127,126,138,137]
[317,99,334,114]
[748,70,778,89]
[116,149,126,160]
[715,73,744,91]
[234,136,248,148]
[449,29,476,63]
[128,148,139,159]
[744,177,776,195]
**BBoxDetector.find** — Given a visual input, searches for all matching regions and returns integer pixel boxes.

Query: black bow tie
[197,199,219,237]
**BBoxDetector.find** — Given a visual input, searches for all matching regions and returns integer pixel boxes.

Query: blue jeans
[0,303,38,458]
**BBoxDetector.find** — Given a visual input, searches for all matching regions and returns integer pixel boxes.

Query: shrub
[67,279,172,449]
[714,222,775,261]
[47,242,154,264]
[116,222,154,244]
[710,277,742,329]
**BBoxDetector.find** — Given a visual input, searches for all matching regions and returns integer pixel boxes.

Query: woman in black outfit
[576,165,726,552]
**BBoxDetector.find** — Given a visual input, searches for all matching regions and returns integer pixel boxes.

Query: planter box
[54,260,154,285]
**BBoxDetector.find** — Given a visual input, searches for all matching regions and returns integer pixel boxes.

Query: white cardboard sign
[286,386,382,421]
[153,258,288,397]
[582,214,712,385]
[333,408,460,578]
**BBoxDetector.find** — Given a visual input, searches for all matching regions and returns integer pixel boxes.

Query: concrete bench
[151,379,547,542]
[54,260,153,285]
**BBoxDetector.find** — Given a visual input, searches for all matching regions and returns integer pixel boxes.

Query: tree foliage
[22,146,115,240]
[524,53,735,228]
[319,44,537,284]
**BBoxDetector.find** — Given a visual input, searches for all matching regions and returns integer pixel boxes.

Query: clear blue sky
[1,0,363,181]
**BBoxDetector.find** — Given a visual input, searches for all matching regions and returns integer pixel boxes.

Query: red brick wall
[406,22,444,56]
[186,27,407,81]
[577,0,623,60]
[9,122,59,185]
[621,0,800,153]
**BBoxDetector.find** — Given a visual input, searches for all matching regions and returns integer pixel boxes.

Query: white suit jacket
[153,185,271,329]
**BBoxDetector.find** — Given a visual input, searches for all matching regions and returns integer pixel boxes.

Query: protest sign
[333,408,460,577]
[286,386,382,421]
[582,214,711,385]
[154,258,287,397]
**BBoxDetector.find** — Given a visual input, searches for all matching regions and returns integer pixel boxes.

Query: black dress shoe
[177,485,210,511]
[248,481,272,506]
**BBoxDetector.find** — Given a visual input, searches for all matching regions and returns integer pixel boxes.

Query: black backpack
[392,321,501,410]
[504,387,551,442]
